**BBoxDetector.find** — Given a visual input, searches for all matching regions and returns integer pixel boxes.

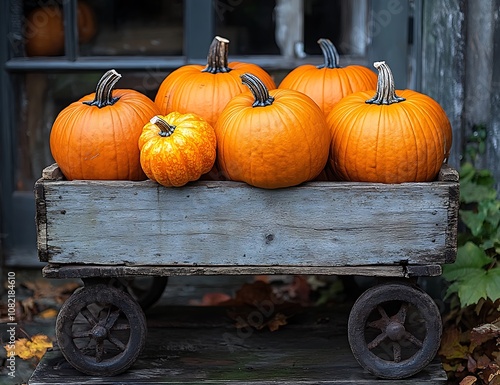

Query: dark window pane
[22,0,185,57]
[214,0,366,57]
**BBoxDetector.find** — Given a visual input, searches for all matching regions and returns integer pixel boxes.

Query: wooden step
[28,304,447,384]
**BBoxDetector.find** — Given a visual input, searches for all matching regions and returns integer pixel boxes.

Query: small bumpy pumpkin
[327,61,452,183]
[215,73,331,189]
[154,36,276,127]
[50,69,161,180]
[279,38,377,116]
[138,113,217,187]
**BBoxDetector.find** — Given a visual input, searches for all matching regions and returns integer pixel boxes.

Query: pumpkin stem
[240,73,275,107]
[202,36,232,74]
[317,38,340,69]
[151,116,176,137]
[365,61,405,105]
[83,69,122,108]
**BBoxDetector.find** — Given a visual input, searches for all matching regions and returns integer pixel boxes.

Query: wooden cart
[34,163,459,380]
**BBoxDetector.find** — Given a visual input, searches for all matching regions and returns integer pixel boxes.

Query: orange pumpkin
[50,69,161,180]
[25,6,65,56]
[138,113,217,187]
[279,38,377,116]
[25,1,97,56]
[327,61,452,183]
[154,36,276,128]
[77,0,97,44]
[215,73,331,189]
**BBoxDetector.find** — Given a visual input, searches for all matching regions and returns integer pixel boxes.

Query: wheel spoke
[367,332,387,350]
[79,337,94,353]
[112,322,130,331]
[393,343,402,363]
[95,341,104,362]
[393,303,408,323]
[368,318,388,330]
[377,305,390,321]
[368,305,392,330]
[81,306,98,326]
[404,331,423,348]
[105,308,121,329]
[108,335,126,351]
[72,330,90,339]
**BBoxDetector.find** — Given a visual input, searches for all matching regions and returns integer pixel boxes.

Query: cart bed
[35,163,459,276]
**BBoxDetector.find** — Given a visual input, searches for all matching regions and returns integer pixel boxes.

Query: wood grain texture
[421,0,466,171]
[41,263,442,279]
[35,165,458,269]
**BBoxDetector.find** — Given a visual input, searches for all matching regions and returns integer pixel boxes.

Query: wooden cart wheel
[347,281,442,379]
[117,277,169,310]
[56,283,147,376]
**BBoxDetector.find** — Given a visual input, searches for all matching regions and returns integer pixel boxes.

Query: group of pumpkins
[49,36,452,189]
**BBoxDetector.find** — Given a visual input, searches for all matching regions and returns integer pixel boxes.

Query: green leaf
[457,270,488,306]
[459,162,475,182]
[485,268,500,301]
[460,209,486,237]
[460,182,497,204]
[456,268,500,306]
[442,242,493,281]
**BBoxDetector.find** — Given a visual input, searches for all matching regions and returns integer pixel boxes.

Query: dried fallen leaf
[439,326,470,360]
[459,375,477,385]
[8,334,53,360]
[267,313,288,332]
[467,354,477,373]
[22,279,80,304]
[189,292,232,306]
[37,308,58,319]
[488,369,500,385]
[470,322,500,351]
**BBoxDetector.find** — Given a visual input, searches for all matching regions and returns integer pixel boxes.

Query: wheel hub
[386,321,406,341]
[91,325,108,341]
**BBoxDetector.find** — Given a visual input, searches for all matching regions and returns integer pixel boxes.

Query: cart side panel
[38,178,458,267]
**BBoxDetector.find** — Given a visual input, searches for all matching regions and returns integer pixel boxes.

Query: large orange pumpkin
[154,36,276,128]
[279,38,377,116]
[327,61,452,183]
[139,113,217,187]
[215,73,331,189]
[50,69,161,180]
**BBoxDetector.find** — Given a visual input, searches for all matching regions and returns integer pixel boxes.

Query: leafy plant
[442,126,500,307]
[439,126,500,384]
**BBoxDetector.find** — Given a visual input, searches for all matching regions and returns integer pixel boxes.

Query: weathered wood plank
[41,263,442,279]
[28,305,447,384]
[36,187,456,266]
[35,165,458,268]
[421,0,466,170]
